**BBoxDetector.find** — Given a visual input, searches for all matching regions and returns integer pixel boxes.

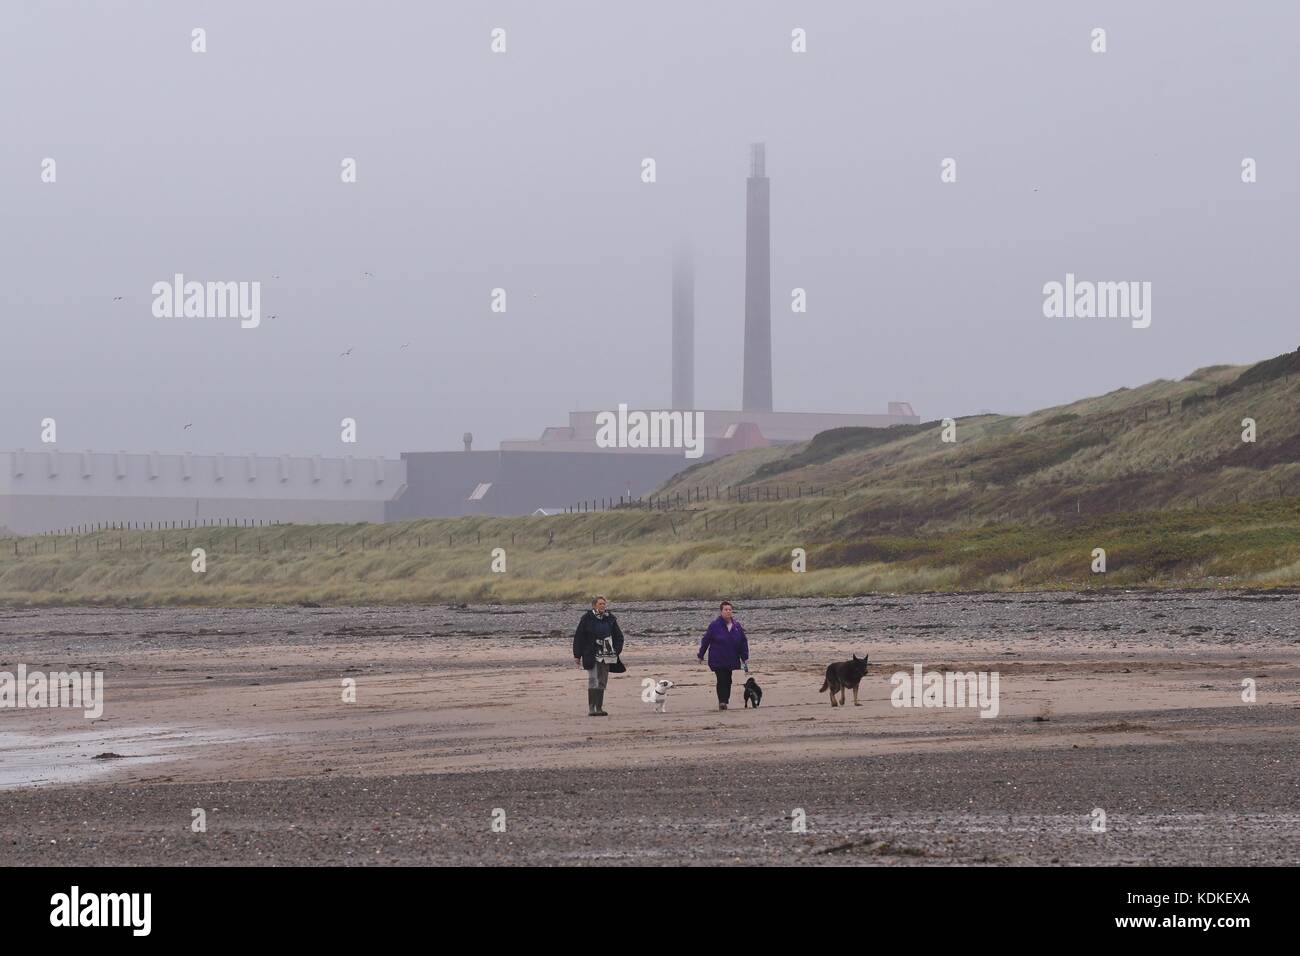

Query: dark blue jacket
[698,616,749,670]
[572,610,625,669]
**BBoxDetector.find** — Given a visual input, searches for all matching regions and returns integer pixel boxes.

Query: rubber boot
[594,688,608,716]
[587,689,599,716]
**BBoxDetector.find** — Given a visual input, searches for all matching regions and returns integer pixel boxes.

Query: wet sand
[1,591,1297,865]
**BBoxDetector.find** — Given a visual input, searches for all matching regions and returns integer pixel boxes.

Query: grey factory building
[385,143,917,517]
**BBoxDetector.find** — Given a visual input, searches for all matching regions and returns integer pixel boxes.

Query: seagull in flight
[361,271,374,279]
[340,347,354,358]
[400,341,411,350]
[184,423,193,430]
[112,296,125,301]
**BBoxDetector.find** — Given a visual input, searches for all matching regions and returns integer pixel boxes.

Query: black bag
[607,656,627,674]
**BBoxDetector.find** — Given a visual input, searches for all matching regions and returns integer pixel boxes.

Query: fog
[2,0,1296,457]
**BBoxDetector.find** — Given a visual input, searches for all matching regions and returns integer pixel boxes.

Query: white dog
[652,679,675,713]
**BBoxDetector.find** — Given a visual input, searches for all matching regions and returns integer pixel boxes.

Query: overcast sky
[2,0,1296,458]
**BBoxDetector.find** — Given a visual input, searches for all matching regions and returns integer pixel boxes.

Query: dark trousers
[712,667,733,704]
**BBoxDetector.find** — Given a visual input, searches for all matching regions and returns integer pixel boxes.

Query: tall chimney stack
[671,242,695,409]
[743,143,772,412]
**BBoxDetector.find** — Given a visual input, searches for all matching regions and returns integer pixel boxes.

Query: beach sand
[1,592,1297,865]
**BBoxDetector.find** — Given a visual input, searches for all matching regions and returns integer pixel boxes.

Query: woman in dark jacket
[572,595,625,717]
[697,600,749,711]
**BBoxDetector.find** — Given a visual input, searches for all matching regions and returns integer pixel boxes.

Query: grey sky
[2,0,1297,458]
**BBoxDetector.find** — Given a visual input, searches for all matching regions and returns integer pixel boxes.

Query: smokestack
[671,242,695,410]
[743,143,772,412]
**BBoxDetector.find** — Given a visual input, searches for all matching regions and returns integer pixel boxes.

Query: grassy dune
[1,497,1296,607]
[2,351,1297,606]
[659,351,1299,518]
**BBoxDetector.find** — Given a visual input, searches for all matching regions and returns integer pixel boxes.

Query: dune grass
[1,497,1296,607]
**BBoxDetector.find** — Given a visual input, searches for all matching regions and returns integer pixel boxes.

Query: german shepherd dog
[819,653,869,707]
[743,677,763,708]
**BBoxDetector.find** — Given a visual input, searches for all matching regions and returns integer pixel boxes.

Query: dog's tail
[818,678,829,693]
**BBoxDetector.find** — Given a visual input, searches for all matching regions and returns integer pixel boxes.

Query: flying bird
[112,296,125,301]
[340,347,354,358]
[361,271,374,279]
[400,341,411,350]
[183,423,193,430]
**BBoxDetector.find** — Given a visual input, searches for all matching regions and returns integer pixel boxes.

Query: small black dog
[743,676,763,708]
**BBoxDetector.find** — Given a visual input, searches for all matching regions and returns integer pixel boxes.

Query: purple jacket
[698,616,749,671]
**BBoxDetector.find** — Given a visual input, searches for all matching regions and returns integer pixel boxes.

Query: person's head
[592,595,607,614]
[720,600,733,621]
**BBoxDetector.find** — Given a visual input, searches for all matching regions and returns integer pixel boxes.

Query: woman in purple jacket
[697,600,750,711]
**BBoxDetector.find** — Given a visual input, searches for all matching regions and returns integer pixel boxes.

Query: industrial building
[1,144,918,534]
[1,449,401,536]
[387,143,919,517]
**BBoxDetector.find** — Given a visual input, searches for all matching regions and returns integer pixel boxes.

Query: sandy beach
[1,591,1297,865]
